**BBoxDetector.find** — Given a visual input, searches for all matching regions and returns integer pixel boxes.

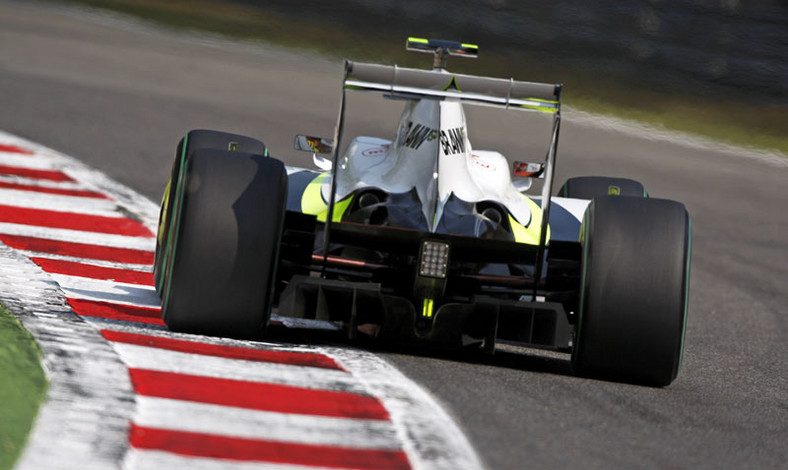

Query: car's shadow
[265,324,576,379]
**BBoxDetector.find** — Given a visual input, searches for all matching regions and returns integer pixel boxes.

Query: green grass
[54,0,787,155]
[0,304,47,470]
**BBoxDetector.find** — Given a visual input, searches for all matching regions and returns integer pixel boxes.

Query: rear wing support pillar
[533,86,562,295]
[320,69,349,276]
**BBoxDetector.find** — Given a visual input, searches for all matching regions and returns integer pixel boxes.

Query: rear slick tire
[572,196,691,386]
[154,129,266,294]
[558,176,647,199]
[161,149,287,339]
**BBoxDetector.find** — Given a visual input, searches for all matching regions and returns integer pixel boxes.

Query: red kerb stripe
[0,180,107,198]
[67,298,164,326]
[130,424,410,469]
[0,205,153,237]
[32,257,153,286]
[129,369,389,420]
[101,329,345,371]
[0,164,74,182]
[0,234,153,264]
[0,144,34,155]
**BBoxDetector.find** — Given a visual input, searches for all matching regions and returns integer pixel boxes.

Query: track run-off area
[1,1,787,469]
[0,131,482,469]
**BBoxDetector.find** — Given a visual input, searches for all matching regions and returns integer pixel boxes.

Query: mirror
[512,161,545,178]
[294,134,334,154]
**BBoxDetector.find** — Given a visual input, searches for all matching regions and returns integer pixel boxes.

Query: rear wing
[345,61,560,114]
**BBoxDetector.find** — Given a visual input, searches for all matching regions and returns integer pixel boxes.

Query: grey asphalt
[2,2,786,468]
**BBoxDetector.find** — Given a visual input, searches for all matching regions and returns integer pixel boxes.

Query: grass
[49,0,788,155]
[0,304,47,470]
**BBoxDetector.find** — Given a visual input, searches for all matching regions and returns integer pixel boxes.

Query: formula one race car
[153,38,691,386]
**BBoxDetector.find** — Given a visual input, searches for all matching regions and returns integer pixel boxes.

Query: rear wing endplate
[344,61,560,114]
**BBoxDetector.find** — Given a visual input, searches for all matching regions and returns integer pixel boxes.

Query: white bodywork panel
[333,97,535,230]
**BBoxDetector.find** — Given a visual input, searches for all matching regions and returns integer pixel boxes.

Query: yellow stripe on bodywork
[300,172,353,222]
[301,173,329,215]
[518,98,559,114]
[422,298,434,318]
[508,196,551,245]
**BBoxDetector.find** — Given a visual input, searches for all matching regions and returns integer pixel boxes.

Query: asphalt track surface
[2,1,787,468]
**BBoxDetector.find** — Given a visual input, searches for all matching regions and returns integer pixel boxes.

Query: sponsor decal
[471,154,495,171]
[440,127,466,155]
[362,145,389,157]
[401,122,438,150]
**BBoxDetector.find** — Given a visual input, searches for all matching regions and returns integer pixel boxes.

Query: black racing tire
[154,130,266,293]
[160,149,287,339]
[572,196,691,386]
[558,176,648,199]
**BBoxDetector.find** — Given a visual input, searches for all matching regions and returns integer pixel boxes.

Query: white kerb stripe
[112,342,367,394]
[49,272,160,309]
[12,251,151,272]
[99,322,322,355]
[0,153,75,170]
[0,187,124,217]
[134,396,402,450]
[0,222,156,251]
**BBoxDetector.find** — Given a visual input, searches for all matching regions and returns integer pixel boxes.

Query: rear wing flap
[344,61,561,114]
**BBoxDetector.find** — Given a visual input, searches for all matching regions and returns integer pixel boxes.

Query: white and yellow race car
[153,38,691,386]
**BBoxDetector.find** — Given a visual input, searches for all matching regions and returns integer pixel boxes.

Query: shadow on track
[264,324,576,380]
